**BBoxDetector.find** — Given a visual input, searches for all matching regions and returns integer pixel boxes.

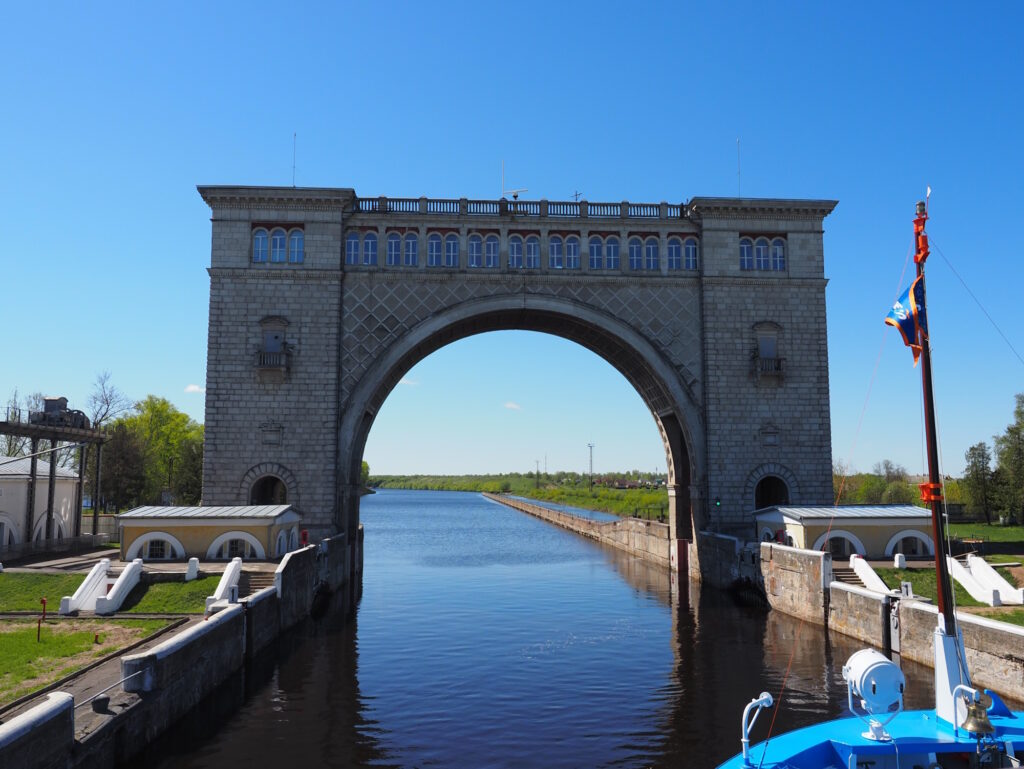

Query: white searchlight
[841,649,906,741]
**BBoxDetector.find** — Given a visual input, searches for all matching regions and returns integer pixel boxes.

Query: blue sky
[3,3,1022,478]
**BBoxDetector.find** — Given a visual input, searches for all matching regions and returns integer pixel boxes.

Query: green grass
[0,573,86,611]
[948,522,1024,544]
[118,576,219,614]
[0,617,169,704]
[874,567,986,607]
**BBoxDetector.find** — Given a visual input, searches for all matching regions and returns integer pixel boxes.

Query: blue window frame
[684,238,698,270]
[404,234,418,266]
[606,237,620,269]
[387,234,401,266]
[740,238,754,270]
[645,238,659,271]
[549,236,563,269]
[346,232,360,265]
[667,238,682,270]
[427,234,442,267]
[589,237,602,269]
[468,235,482,268]
[252,229,268,263]
[628,238,643,270]
[525,236,540,268]
[755,238,770,270]
[363,232,378,265]
[509,236,523,268]
[445,234,459,267]
[270,228,287,263]
[565,236,580,269]
[288,230,304,263]
[485,235,499,268]
[771,238,786,271]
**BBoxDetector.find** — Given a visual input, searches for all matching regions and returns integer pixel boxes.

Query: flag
[885,276,928,364]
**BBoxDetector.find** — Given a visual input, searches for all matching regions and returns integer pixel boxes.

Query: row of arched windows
[344,232,700,271]
[252,227,304,264]
[740,237,786,271]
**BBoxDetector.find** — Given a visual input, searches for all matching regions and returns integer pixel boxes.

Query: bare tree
[2,388,45,457]
[88,371,132,427]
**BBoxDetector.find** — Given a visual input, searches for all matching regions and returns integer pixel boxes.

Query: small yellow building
[118,505,301,561]
[755,504,934,559]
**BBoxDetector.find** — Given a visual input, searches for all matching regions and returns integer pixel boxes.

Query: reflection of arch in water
[339,295,704,546]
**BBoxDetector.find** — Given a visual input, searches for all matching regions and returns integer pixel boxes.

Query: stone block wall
[0,693,74,769]
[241,586,280,658]
[275,545,316,629]
[761,542,831,626]
[829,582,891,647]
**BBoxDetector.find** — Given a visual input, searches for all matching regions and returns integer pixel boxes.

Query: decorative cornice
[687,197,838,220]
[198,185,355,212]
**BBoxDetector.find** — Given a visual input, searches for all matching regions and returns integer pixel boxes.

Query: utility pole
[535,459,540,489]
[590,445,596,490]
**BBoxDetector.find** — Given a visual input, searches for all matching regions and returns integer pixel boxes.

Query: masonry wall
[761,542,831,625]
[829,582,891,647]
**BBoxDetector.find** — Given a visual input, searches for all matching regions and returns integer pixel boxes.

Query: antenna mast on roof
[292,133,297,187]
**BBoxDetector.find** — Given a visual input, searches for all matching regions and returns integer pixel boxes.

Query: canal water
[131,489,946,768]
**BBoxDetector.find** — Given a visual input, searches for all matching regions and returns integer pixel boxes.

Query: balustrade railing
[356,198,379,213]
[547,202,579,217]
[508,200,540,216]
[754,357,785,377]
[255,351,289,369]
[387,198,419,213]
[587,202,620,217]
[351,197,689,220]
[467,200,499,215]
[427,199,460,214]
[628,203,660,217]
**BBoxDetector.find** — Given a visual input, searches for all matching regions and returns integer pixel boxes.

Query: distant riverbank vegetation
[369,471,669,518]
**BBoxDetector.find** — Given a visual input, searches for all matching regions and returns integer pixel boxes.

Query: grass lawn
[0,617,169,705]
[873,567,985,607]
[948,522,1024,544]
[119,576,220,614]
[0,573,86,612]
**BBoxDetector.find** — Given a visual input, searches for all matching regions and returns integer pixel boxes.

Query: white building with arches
[755,504,934,559]
[118,504,301,562]
[0,457,77,552]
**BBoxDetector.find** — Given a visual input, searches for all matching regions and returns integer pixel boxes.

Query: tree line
[961,393,1024,523]
[4,373,204,513]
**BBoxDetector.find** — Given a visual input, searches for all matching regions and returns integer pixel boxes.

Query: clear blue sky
[3,2,1022,479]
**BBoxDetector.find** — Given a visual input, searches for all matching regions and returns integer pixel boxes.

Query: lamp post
[587,443,594,491]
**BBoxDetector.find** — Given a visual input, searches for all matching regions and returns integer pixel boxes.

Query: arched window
[589,237,603,269]
[485,235,499,268]
[252,229,268,263]
[606,237,620,269]
[684,237,698,270]
[270,228,287,263]
[145,539,177,560]
[0,513,20,551]
[740,237,753,270]
[565,236,580,269]
[645,238,659,270]
[667,238,682,270]
[208,532,265,560]
[363,232,378,265]
[250,475,287,505]
[276,530,288,557]
[404,234,418,266]
[468,235,482,268]
[525,236,540,268]
[346,233,360,265]
[549,236,563,269]
[427,234,442,267]
[288,230,304,263]
[126,531,187,561]
[387,234,401,266]
[289,526,299,550]
[755,475,789,509]
[509,236,523,268]
[755,238,770,270]
[444,234,459,267]
[771,238,786,271]
[628,238,643,270]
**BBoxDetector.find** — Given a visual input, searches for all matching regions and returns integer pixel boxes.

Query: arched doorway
[250,475,287,505]
[755,475,789,509]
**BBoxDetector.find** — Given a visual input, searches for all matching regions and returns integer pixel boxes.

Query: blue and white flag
[885,275,928,364]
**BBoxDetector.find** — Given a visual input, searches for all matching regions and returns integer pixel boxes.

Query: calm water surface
[132,489,948,768]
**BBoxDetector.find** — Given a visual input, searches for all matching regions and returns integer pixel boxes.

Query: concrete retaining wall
[899,600,1024,698]
[0,693,73,769]
[829,582,891,648]
[241,585,280,658]
[275,545,316,629]
[484,494,670,568]
[320,532,349,591]
[694,532,742,588]
[761,542,830,626]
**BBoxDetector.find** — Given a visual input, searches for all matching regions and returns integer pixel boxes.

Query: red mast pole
[913,200,957,638]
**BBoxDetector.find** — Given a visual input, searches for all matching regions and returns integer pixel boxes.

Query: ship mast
[913,201,957,638]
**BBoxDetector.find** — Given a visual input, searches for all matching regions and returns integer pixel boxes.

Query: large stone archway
[198,186,837,577]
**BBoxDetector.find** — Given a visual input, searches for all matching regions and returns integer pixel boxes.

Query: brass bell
[961,693,995,735]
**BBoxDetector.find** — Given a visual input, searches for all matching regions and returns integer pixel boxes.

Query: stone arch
[239,463,299,507]
[33,516,66,542]
[745,463,800,510]
[337,293,706,542]
[126,531,187,561]
[884,529,934,557]
[207,531,266,560]
[0,512,20,549]
[812,529,867,556]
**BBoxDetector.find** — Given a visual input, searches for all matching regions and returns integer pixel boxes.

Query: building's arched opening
[250,475,287,505]
[207,531,266,560]
[755,475,789,509]
[811,530,866,558]
[884,529,934,557]
[0,513,19,551]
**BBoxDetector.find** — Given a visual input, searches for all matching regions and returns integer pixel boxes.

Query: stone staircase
[238,570,276,598]
[831,566,865,589]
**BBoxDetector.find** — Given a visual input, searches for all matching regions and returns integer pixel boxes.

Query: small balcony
[753,356,785,380]
[255,350,290,371]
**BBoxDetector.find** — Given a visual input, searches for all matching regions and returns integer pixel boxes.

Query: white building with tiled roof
[0,457,78,551]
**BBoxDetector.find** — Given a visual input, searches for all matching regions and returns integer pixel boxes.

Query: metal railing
[255,351,289,369]
[754,356,785,376]
[0,533,112,560]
